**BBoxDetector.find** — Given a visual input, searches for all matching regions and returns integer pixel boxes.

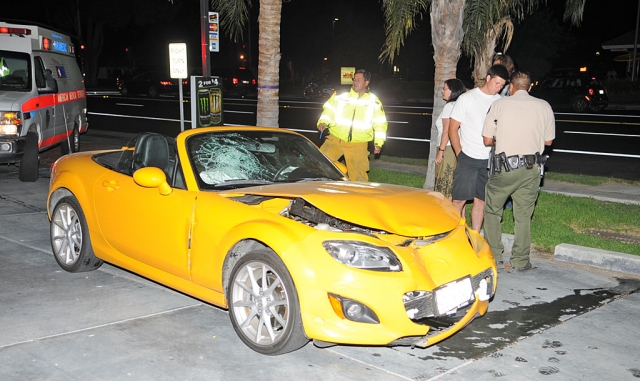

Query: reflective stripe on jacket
[317,89,388,146]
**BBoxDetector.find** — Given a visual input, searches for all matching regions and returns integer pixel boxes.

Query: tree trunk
[256,0,282,127]
[424,0,466,190]
[472,18,513,87]
[83,19,103,88]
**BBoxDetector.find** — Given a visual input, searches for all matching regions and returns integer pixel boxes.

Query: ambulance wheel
[19,132,40,182]
[148,86,159,98]
[60,124,80,155]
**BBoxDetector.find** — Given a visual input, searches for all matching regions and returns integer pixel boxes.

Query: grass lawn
[368,166,640,256]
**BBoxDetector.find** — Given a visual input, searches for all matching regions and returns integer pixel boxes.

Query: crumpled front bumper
[410,295,490,348]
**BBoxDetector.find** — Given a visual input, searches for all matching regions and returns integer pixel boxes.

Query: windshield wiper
[212,179,274,188]
[295,177,336,182]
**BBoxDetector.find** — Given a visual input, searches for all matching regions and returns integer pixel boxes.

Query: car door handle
[102,180,120,192]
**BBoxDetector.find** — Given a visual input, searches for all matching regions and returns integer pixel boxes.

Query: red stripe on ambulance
[21,89,86,113]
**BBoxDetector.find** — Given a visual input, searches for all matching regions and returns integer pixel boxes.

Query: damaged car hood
[222,181,462,237]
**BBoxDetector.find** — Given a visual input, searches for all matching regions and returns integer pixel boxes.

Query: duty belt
[490,152,548,174]
[506,154,537,170]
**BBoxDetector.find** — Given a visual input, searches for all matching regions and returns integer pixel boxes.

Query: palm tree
[212,0,282,127]
[380,0,586,189]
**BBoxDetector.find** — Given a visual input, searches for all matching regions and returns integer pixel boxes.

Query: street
[1,130,639,380]
[86,94,640,180]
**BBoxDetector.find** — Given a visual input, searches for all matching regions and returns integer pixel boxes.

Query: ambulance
[0,21,88,182]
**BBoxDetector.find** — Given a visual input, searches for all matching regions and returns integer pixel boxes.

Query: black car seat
[131,133,171,180]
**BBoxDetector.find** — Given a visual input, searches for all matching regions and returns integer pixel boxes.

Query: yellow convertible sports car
[47,126,497,355]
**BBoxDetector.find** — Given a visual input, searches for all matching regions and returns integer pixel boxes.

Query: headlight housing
[323,240,402,272]
[0,111,22,135]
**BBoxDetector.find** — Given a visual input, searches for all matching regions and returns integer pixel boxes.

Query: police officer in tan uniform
[482,71,555,272]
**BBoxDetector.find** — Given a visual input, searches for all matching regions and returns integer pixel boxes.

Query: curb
[554,244,640,276]
[541,189,640,205]
[501,233,640,277]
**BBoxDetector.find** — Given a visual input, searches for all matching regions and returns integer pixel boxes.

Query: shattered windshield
[0,51,31,91]
[187,130,345,190]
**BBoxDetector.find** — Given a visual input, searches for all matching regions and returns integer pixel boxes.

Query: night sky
[5,0,639,81]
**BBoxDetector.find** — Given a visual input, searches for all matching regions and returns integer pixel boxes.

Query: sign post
[169,43,188,131]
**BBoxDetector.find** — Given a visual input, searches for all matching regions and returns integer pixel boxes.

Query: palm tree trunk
[424,0,466,190]
[256,0,282,127]
[472,18,513,87]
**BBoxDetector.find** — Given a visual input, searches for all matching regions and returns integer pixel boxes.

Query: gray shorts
[452,151,488,201]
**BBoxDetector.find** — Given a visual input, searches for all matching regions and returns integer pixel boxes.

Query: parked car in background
[530,73,608,113]
[119,71,189,98]
[212,66,257,98]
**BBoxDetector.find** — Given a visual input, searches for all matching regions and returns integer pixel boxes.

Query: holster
[488,146,497,175]
[523,154,536,169]
[496,152,508,172]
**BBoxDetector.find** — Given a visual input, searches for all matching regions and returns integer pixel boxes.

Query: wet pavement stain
[542,340,563,349]
[539,366,560,375]
[628,368,640,378]
[487,369,506,377]
[515,357,528,362]
[420,278,640,361]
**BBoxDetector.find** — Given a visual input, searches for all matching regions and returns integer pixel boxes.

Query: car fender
[48,160,107,235]
[190,217,307,298]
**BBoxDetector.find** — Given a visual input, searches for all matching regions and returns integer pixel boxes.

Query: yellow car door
[93,169,196,280]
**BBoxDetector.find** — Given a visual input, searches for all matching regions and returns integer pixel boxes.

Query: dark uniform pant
[484,166,541,267]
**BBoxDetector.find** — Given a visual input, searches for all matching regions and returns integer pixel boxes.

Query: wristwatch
[438,147,445,152]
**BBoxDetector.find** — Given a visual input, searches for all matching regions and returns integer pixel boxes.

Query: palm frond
[563,0,585,26]
[379,0,431,64]
[210,0,251,42]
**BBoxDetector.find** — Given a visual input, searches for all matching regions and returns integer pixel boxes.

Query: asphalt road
[86,94,640,180]
[1,131,640,380]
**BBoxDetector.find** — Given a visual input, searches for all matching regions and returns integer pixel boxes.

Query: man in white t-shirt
[448,65,509,232]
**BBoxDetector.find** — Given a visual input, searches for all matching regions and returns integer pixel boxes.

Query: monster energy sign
[191,76,223,128]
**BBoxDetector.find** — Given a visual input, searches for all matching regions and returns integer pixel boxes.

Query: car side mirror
[333,161,348,176]
[133,167,173,196]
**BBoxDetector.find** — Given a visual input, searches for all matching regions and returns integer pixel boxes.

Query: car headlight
[322,240,402,272]
[0,111,22,135]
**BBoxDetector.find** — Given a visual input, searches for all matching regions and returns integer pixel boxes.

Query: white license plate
[599,90,604,94]
[435,277,473,315]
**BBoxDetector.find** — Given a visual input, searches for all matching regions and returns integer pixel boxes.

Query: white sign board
[169,43,188,79]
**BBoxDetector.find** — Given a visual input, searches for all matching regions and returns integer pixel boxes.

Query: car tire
[228,250,308,355]
[60,123,80,155]
[571,97,589,113]
[50,196,103,273]
[18,132,39,182]
[148,86,158,98]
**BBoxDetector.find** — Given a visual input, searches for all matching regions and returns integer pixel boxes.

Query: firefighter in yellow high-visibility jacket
[317,69,388,181]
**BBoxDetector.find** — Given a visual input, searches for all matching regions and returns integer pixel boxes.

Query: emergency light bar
[0,27,32,35]
[41,37,71,54]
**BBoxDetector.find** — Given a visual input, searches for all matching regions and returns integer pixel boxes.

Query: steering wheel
[273,165,297,181]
